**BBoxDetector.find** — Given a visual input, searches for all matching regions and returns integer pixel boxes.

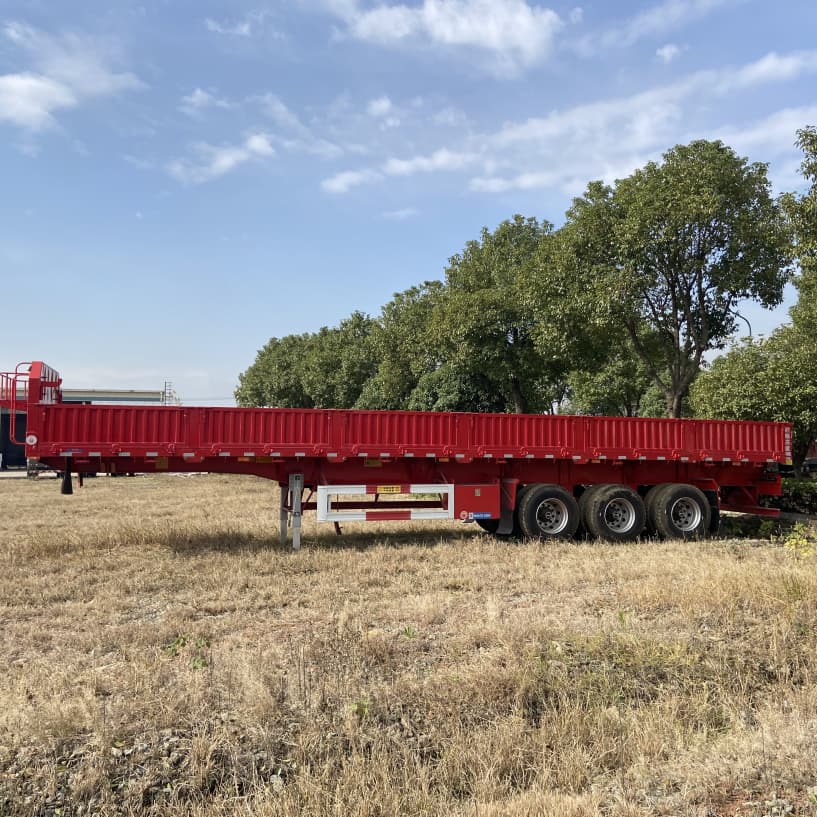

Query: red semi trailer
[1,362,791,548]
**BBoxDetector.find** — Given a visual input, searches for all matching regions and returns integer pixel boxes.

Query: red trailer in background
[1,362,791,548]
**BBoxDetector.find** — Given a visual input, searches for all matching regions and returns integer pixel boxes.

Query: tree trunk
[510,377,528,414]
[667,390,684,418]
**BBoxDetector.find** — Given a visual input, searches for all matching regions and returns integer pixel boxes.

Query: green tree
[301,311,379,408]
[690,330,817,469]
[407,362,508,413]
[565,346,653,417]
[235,333,315,408]
[355,282,444,410]
[560,141,793,417]
[692,127,817,469]
[431,215,563,414]
[236,312,378,409]
[788,126,817,329]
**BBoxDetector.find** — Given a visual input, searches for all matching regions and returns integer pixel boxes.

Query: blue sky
[1,0,816,404]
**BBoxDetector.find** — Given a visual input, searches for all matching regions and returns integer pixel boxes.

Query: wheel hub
[535,499,569,534]
[603,498,636,533]
[670,497,702,531]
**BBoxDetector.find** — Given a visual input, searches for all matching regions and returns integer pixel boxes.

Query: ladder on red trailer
[3,362,792,548]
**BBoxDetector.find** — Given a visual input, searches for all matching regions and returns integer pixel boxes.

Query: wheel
[476,484,530,538]
[517,484,580,540]
[583,484,646,542]
[703,489,720,535]
[578,485,606,537]
[647,483,710,540]
[644,483,673,534]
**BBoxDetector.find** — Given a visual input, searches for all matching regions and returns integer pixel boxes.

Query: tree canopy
[235,312,377,409]
[558,140,792,417]
[691,127,817,468]
[431,215,561,414]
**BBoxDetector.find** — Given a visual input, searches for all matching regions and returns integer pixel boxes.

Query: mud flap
[497,478,519,535]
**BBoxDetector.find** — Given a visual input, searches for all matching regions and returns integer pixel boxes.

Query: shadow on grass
[161,525,483,556]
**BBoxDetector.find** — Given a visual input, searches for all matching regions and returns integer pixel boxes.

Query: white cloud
[275,134,344,158]
[0,22,142,131]
[4,22,143,97]
[619,0,729,44]
[179,88,232,116]
[0,72,75,129]
[656,43,681,63]
[469,169,558,193]
[473,51,817,194]
[204,11,282,39]
[568,7,584,24]
[383,147,477,176]
[321,147,478,193]
[321,168,382,193]
[167,132,275,184]
[328,0,564,76]
[205,17,252,36]
[432,106,468,127]
[365,96,402,129]
[713,105,817,153]
[721,51,817,91]
[253,93,309,134]
[319,48,817,200]
[382,207,418,220]
[245,133,275,154]
[709,104,817,190]
[367,95,393,118]
[492,50,817,152]
[251,93,344,157]
[576,0,733,55]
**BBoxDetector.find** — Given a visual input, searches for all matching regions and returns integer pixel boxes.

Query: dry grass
[1,473,816,817]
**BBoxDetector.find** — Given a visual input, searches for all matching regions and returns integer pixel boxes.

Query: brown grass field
[1,473,816,817]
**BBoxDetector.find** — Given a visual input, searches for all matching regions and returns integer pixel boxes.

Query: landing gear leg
[280,473,304,550]
[61,457,73,495]
[280,484,288,547]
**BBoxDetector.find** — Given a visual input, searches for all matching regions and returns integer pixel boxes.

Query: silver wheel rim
[670,497,702,532]
[603,498,636,533]
[535,498,569,534]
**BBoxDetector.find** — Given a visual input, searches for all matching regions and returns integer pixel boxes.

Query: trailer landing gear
[61,457,73,495]
[280,473,304,550]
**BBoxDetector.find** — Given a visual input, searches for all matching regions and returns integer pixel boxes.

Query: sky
[1,0,816,405]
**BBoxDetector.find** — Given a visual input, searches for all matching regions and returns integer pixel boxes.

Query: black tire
[517,484,580,540]
[584,484,646,542]
[703,489,720,536]
[648,483,710,540]
[476,484,530,538]
[578,485,606,537]
[644,483,674,534]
